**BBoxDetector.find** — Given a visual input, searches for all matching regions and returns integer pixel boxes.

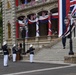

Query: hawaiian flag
[58,0,76,37]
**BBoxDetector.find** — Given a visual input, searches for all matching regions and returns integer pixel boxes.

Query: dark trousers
[62,37,66,48]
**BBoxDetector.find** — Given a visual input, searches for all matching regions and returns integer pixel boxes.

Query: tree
[0,2,2,27]
[0,2,3,47]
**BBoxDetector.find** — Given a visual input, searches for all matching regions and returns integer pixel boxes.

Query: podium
[16,51,21,61]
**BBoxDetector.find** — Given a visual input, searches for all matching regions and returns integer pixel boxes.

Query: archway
[27,13,36,37]
[38,10,48,36]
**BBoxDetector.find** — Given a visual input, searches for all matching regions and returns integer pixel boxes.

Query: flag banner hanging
[28,15,49,24]
[18,20,24,26]
[39,15,48,23]
[59,0,76,37]
[15,0,18,6]
[52,13,58,19]
[39,19,48,24]
[16,21,19,38]
[39,15,48,20]
[59,0,69,37]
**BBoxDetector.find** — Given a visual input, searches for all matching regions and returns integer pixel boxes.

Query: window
[7,21,11,38]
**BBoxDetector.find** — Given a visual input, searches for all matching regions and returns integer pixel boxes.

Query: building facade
[1,0,58,48]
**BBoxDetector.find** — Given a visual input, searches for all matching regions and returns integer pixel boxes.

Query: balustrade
[16,0,56,11]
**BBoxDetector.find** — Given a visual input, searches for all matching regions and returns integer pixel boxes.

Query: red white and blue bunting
[18,14,52,37]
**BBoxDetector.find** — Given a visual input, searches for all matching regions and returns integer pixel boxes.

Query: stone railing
[16,0,57,11]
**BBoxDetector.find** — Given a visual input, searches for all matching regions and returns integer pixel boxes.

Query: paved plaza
[0,37,76,75]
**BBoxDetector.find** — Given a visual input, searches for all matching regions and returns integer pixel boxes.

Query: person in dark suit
[62,23,75,49]
[12,44,17,62]
[2,41,9,67]
[62,35,66,49]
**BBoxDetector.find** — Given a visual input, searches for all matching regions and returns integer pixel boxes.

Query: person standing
[12,44,17,62]
[26,44,35,63]
[62,23,75,49]
[2,41,9,67]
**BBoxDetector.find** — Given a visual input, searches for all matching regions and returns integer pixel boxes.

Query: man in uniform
[2,41,9,67]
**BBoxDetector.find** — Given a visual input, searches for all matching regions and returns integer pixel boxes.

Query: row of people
[2,41,35,67]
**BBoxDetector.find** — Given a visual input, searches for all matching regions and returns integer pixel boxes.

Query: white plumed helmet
[30,44,33,47]
[13,44,16,47]
[3,41,7,45]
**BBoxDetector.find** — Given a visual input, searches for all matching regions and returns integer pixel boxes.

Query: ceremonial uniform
[12,44,17,62]
[2,41,9,67]
[26,44,35,63]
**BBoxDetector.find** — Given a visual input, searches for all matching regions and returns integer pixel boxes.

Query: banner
[58,0,76,37]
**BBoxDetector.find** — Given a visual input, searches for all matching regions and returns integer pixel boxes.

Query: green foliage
[0,2,2,27]
[0,27,3,43]
[0,2,3,45]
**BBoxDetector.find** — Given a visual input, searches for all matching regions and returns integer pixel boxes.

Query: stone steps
[22,37,61,60]
[33,37,76,61]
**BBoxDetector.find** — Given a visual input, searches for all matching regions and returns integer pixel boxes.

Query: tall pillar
[16,21,19,38]
[15,0,18,6]
[36,15,39,37]
[48,12,52,36]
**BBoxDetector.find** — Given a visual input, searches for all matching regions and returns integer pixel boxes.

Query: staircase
[33,37,76,62]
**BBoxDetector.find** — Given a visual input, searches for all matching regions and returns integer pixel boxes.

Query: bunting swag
[18,15,52,37]
[28,15,49,36]
[18,20,24,26]
[58,0,76,37]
